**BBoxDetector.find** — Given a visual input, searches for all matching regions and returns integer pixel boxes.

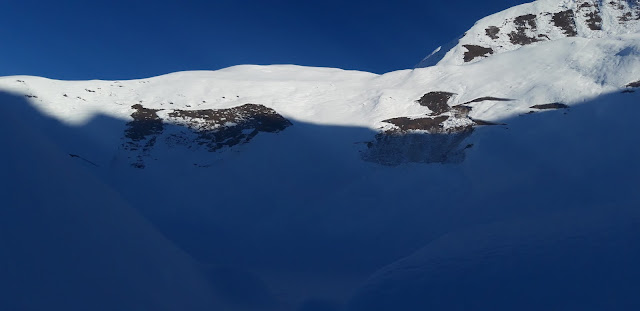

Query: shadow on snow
[1,88,640,311]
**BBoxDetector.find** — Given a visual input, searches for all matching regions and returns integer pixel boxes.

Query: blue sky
[0,0,529,79]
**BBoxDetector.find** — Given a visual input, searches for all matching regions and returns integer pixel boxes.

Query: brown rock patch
[168,104,292,152]
[121,103,292,168]
[530,103,570,110]
[509,14,541,45]
[417,92,456,115]
[123,104,164,168]
[579,2,603,30]
[552,10,578,36]
[619,11,634,22]
[382,116,450,133]
[626,80,640,88]
[486,26,500,39]
[462,97,514,105]
[462,45,494,62]
[451,105,473,118]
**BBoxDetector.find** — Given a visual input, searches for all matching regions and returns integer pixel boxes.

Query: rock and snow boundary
[2,32,640,166]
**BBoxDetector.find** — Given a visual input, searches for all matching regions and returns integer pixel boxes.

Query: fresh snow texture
[422,0,640,66]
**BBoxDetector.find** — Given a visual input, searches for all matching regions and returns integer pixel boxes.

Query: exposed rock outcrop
[462,97,514,105]
[578,1,603,30]
[362,92,504,166]
[552,10,578,36]
[123,104,164,168]
[509,14,541,45]
[486,26,500,39]
[530,103,570,110]
[626,80,640,88]
[122,103,291,168]
[462,45,494,62]
[167,104,292,152]
[416,92,456,115]
[418,0,640,66]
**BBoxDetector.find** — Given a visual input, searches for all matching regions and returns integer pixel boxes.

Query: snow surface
[3,34,640,129]
[1,0,640,310]
[422,0,640,66]
[0,92,222,311]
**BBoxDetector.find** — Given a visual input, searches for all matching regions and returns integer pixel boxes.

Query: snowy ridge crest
[420,0,640,66]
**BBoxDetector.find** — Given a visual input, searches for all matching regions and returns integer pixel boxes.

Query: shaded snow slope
[0,92,222,311]
[350,208,640,311]
[349,90,640,310]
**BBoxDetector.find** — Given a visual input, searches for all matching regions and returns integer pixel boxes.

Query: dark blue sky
[0,0,528,79]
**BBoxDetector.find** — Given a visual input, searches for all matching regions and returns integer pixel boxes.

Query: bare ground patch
[417,92,456,115]
[509,14,541,45]
[121,103,292,168]
[552,10,578,36]
[462,45,494,62]
[530,103,570,110]
[123,104,164,168]
[381,116,451,133]
[167,104,292,152]
[626,80,640,88]
[462,97,514,105]
[486,26,500,39]
[578,2,603,30]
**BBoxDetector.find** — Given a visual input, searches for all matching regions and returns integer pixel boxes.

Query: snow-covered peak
[419,0,640,66]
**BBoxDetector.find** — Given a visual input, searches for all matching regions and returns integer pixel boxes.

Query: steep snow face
[420,0,640,66]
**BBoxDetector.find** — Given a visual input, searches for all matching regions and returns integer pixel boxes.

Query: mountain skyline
[0,0,530,80]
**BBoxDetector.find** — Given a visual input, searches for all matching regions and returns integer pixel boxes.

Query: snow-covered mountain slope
[2,33,639,168]
[419,0,640,66]
[1,1,640,311]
